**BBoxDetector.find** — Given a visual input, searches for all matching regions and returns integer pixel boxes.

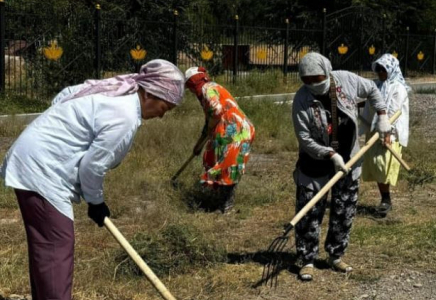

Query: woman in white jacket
[0,59,185,300]
[361,54,410,217]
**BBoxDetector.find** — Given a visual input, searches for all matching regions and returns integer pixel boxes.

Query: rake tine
[260,223,297,288]
[269,237,289,288]
[262,235,290,287]
[261,237,283,280]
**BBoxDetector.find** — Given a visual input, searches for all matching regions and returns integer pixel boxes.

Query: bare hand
[382,133,392,146]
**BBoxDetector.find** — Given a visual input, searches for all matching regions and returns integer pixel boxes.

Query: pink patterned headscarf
[62,59,185,105]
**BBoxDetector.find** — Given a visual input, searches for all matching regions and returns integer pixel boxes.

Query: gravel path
[409,93,436,141]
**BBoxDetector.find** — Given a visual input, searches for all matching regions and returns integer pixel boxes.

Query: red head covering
[185,66,210,97]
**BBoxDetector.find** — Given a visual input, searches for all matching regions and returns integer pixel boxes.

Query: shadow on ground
[356,203,380,218]
[227,250,330,287]
[179,184,225,212]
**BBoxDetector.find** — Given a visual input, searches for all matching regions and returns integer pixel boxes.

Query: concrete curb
[1,81,435,124]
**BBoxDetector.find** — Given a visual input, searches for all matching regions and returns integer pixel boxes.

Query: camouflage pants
[295,173,359,263]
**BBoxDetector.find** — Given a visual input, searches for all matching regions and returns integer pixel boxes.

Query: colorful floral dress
[200,82,255,186]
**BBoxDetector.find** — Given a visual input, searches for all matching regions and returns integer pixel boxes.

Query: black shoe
[218,185,236,214]
[376,202,392,218]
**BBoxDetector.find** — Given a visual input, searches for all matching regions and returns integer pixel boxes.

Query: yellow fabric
[362,140,402,186]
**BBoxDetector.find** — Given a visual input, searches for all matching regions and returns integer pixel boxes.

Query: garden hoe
[171,153,196,189]
[261,110,403,287]
[104,217,178,300]
[171,138,208,189]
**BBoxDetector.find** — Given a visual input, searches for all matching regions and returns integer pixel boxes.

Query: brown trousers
[15,189,74,300]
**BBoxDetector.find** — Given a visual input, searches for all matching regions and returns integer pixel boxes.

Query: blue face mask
[306,78,330,96]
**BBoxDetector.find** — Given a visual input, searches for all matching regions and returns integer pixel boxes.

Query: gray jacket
[292,70,387,184]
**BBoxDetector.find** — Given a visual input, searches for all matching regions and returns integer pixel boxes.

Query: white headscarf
[299,52,333,96]
[299,52,332,77]
[372,54,411,100]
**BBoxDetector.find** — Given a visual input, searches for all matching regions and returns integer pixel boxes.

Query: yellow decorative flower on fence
[338,43,348,55]
[298,47,309,59]
[201,46,213,61]
[417,51,424,61]
[368,45,375,55]
[130,45,147,61]
[256,49,267,60]
[43,40,63,61]
[392,51,398,58]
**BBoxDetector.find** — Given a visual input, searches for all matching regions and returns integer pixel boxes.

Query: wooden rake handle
[171,154,196,182]
[286,111,402,233]
[359,113,411,171]
[171,137,208,182]
[104,218,178,300]
[385,143,411,171]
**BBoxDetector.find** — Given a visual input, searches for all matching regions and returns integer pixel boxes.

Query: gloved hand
[88,202,110,227]
[330,153,350,174]
[376,113,391,136]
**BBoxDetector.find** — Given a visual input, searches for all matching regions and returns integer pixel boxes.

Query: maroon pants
[15,189,74,300]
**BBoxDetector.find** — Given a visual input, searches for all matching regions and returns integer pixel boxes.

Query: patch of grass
[353,221,436,254]
[0,94,50,115]
[218,70,300,96]
[238,99,297,153]
[115,223,227,278]
[414,87,436,94]
[1,80,436,300]
[351,272,381,284]
[401,133,436,190]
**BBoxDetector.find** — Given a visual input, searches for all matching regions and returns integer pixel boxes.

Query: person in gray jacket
[292,52,390,281]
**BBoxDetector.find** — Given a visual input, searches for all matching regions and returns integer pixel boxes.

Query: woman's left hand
[383,133,392,146]
[88,202,111,227]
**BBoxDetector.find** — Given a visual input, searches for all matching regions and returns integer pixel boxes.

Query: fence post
[433,28,436,75]
[232,14,239,84]
[94,3,101,79]
[359,11,364,73]
[322,8,327,56]
[283,18,289,83]
[381,13,386,54]
[172,10,178,65]
[0,0,5,93]
[404,26,409,77]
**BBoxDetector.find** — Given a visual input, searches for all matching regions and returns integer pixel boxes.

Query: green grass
[0,71,299,115]
[115,223,227,278]
[414,87,436,94]
[0,94,50,115]
[1,83,436,300]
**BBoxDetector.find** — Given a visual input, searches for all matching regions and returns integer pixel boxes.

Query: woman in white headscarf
[292,52,389,281]
[361,54,410,217]
[0,59,185,300]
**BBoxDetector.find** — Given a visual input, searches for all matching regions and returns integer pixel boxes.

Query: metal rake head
[260,224,294,288]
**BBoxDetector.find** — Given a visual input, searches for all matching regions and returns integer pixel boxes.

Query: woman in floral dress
[185,66,255,213]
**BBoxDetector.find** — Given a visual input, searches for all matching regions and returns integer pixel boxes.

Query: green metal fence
[0,1,435,102]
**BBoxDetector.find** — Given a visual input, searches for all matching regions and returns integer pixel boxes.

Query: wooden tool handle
[385,143,411,171]
[288,110,402,228]
[171,154,196,182]
[171,138,208,182]
[104,218,178,300]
